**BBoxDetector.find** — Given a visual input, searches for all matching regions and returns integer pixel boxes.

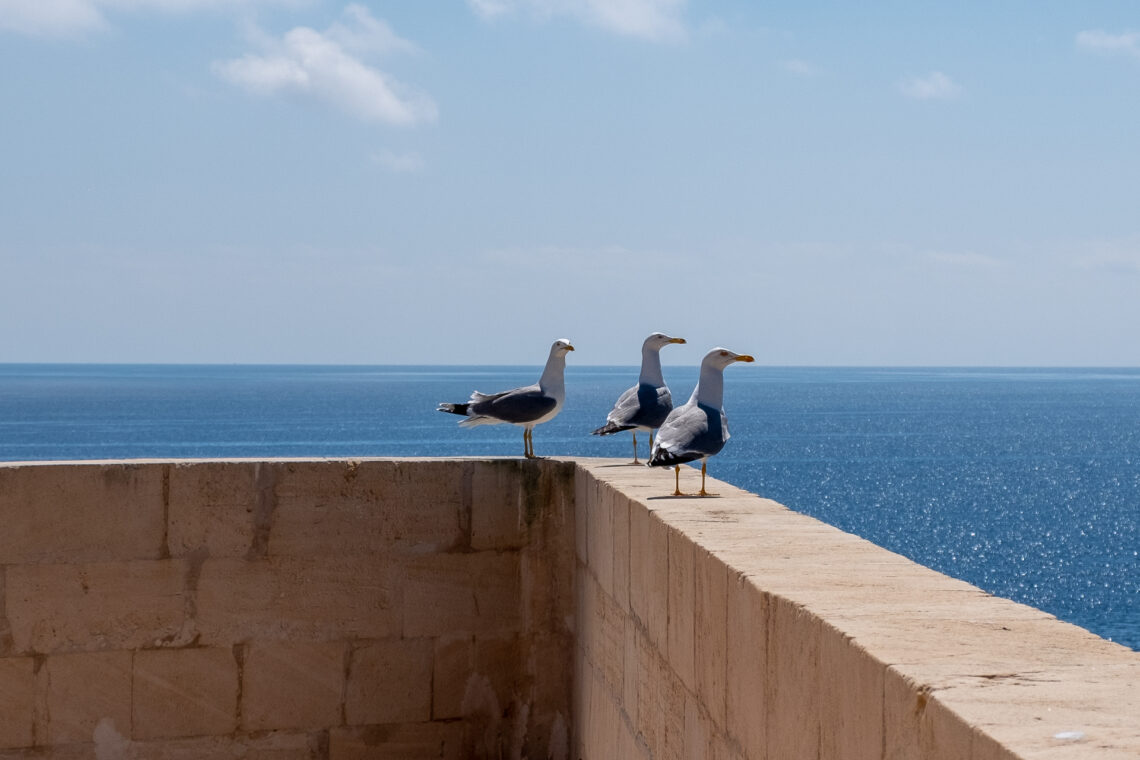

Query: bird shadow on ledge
[647,494,722,500]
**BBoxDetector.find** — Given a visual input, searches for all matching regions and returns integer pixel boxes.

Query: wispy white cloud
[779,58,819,77]
[213,6,437,127]
[325,3,420,56]
[466,0,687,43]
[370,149,424,173]
[1076,29,1140,59]
[0,0,108,37]
[1072,239,1140,276]
[0,0,298,38]
[925,250,1004,270]
[898,70,962,100]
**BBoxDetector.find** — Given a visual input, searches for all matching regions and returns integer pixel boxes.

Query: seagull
[648,347,754,496]
[437,338,574,459]
[591,332,686,463]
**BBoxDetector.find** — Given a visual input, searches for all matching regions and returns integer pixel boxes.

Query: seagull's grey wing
[613,384,674,427]
[592,385,639,435]
[631,384,673,429]
[469,384,557,425]
[648,402,728,466]
[606,384,641,424]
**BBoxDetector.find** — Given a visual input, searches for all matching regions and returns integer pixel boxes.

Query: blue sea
[1,364,1137,651]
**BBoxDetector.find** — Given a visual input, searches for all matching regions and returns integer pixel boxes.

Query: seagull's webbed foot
[672,465,684,497]
[698,461,717,497]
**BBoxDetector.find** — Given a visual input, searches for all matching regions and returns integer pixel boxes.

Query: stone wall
[0,459,575,759]
[1,457,1138,760]
[571,459,1140,760]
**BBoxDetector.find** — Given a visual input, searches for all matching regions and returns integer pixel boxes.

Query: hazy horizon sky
[3,1,1139,366]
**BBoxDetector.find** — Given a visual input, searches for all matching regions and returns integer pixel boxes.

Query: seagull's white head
[702,347,755,369]
[551,338,575,355]
[644,332,687,349]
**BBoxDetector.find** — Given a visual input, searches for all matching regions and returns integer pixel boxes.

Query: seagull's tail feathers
[437,402,469,416]
[647,447,700,468]
[592,421,635,436]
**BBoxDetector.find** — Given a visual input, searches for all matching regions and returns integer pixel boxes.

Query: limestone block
[683,692,712,760]
[586,484,614,593]
[629,505,668,650]
[634,625,667,757]
[634,626,684,760]
[167,461,259,558]
[819,627,884,760]
[431,633,520,720]
[0,657,35,749]
[471,461,527,550]
[660,659,688,760]
[920,694,973,760]
[195,555,399,645]
[617,722,647,760]
[241,641,346,732]
[667,529,696,694]
[6,560,187,654]
[766,594,821,760]
[132,647,239,740]
[694,548,728,731]
[582,662,620,760]
[122,730,321,760]
[622,616,640,728]
[916,661,1140,759]
[271,461,467,556]
[725,572,765,759]
[402,551,521,638]
[346,638,433,725]
[595,577,626,695]
[610,491,631,611]
[576,566,599,667]
[0,463,164,564]
[574,470,590,565]
[42,650,132,745]
[884,666,922,760]
[329,723,465,760]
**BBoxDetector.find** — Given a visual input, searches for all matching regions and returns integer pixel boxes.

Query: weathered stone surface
[471,461,527,550]
[0,657,35,749]
[0,463,164,564]
[820,626,884,760]
[402,551,520,638]
[167,461,260,559]
[2,457,1139,760]
[120,731,322,760]
[271,460,468,556]
[132,647,239,740]
[241,641,346,732]
[329,722,465,760]
[432,633,517,721]
[694,548,728,731]
[667,528,696,694]
[196,555,399,644]
[725,572,765,759]
[42,650,132,745]
[346,638,433,725]
[629,504,668,650]
[6,560,187,654]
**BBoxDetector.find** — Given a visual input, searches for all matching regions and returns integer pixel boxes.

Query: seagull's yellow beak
[670,337,687,345]
[735,355,755,363]
[566,345,575,351]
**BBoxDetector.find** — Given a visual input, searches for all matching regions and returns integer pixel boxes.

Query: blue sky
[2,1,1138,365]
